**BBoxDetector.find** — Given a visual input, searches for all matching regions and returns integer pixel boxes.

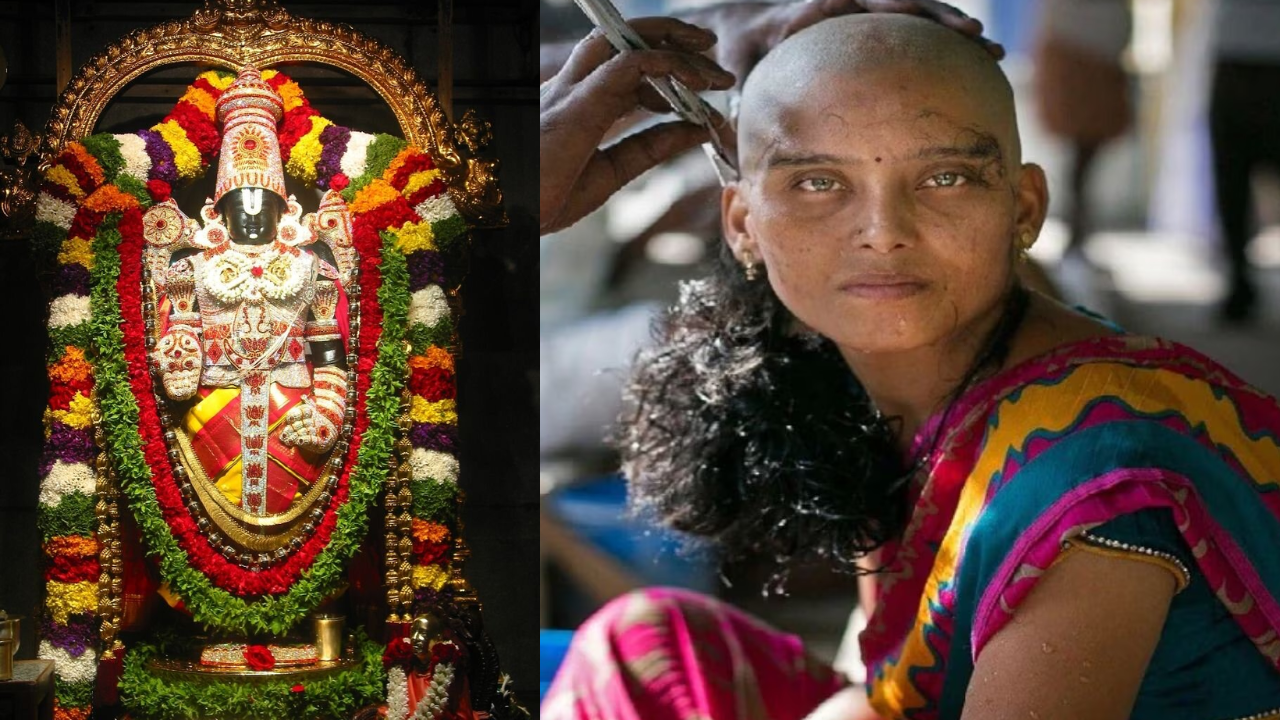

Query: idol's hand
[279,400,338,453]
[280,366,347,453]
[687,0,1001,80]
[152,326,202,401]
[540,17,735,236]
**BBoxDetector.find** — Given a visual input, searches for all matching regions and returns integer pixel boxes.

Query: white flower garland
[409,449,458,484]
[36,192,77,230]
[340,131,376,181]
[38,640,98,683]
[48,294,92,328]
[412,194,459,226]
[408,285,449,329]
[116,132,152,184]
[386,665,410,720]
[38,461,96,507]
[410,661,455,720]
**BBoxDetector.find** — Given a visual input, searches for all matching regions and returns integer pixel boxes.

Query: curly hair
[617,244,1027,583]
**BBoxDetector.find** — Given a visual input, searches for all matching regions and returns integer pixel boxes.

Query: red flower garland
[404,179,447,209]
[412,538,449,566]
[429,641,461,666]
[382,637,413,669]
[167,102,221,161]
[387,153,435,190]
[68,208,106,242]
[43,553,100,583]
[276,109,318,159]
[146,180,171,204]
[49,382,93,411]
[408,366,455,403]
[59,152,100,197]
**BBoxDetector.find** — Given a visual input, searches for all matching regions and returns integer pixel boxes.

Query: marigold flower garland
[35,67,471,716]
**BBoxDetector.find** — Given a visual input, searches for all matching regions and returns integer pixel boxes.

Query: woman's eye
[924,172,967,188]
[796,177,841,192]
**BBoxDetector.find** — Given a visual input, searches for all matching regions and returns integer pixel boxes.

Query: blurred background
[540,0,1280,701]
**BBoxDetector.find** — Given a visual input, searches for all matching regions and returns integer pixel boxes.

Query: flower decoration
[383,636,414,669]
[244,644,276,671]
[429,641,461,667]
[35,67,471,717]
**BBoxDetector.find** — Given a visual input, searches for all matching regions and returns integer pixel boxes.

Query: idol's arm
[280,249,349,453]
[152,256,203,400]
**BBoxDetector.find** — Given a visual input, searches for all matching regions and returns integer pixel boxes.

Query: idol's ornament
[30,23,522,720]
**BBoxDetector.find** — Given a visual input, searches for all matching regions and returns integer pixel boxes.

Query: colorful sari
[545,335,1280,719]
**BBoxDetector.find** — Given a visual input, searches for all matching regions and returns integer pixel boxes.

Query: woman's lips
[839,275,929,300]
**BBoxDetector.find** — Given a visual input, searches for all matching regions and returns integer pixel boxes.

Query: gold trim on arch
[36,0,505,228]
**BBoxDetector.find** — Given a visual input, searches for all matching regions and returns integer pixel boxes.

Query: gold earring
[1017,231,1036,261]
[741,250,760,281]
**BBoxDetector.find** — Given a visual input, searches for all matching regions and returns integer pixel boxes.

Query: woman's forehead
[745,81,1011,170]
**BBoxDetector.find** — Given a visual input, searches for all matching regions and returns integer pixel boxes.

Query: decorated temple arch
[0,1,531,718]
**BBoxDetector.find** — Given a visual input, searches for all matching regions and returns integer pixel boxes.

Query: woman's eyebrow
[761,138,1003,170]
[914,134,1002,162]
[763,152,850,169]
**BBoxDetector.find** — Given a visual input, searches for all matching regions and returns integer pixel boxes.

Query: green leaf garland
[406,317,455,355]
[409,480,457,524]
[119,629,387,720]
[38,491,96,541]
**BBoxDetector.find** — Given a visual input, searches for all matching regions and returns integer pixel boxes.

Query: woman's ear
[722,182,757,262]
[1015,163,1049,239]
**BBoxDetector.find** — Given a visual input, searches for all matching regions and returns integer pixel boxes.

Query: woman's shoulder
[955,295,1278,450]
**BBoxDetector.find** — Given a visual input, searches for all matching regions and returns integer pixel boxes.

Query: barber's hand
[686,0,1002,82]
[540,17,735,236]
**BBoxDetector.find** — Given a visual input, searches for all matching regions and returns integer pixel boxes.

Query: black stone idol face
[220,187,283,245]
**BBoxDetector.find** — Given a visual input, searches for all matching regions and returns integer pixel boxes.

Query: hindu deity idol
[143,68,359,564]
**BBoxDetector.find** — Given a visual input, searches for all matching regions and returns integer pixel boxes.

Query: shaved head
[720,12,1049,368]
[737,14,1019,174]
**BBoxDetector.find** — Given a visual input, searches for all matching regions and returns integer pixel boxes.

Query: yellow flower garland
[409,398,457,426]
[286,116,333,185]
[410,564,449,591]
[200,70,235,92]
[154,120,202,181]
[46,392,95,430]
[45,580,97,624]
[394,220,436,254]
[45,165,85,199]
[57,237,94,269]
[401,169,442,198]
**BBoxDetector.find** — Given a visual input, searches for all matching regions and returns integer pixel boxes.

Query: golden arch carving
[37,0,506,227]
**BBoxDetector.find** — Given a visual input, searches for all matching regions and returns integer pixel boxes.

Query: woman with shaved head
[543,12,1280,720]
